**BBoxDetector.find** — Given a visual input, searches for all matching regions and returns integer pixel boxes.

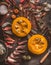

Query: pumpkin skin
[28,34,48,55]
[12,17,31,37]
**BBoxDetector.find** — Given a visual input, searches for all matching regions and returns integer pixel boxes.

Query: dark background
[0,0,51,65]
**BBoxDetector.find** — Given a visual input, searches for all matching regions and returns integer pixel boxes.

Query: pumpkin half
[12,17,31,37]
[28,34,48,55]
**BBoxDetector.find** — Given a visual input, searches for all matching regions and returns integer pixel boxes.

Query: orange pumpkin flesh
[28,34,48,55]
[12,17,31,37]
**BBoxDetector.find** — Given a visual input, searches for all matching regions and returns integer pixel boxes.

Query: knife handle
[40,52,49,63]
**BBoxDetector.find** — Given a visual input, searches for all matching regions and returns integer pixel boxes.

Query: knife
[40,47,51,63]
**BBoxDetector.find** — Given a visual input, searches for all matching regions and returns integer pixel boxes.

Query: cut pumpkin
[12,17,31,37]
[28,34,48,55]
